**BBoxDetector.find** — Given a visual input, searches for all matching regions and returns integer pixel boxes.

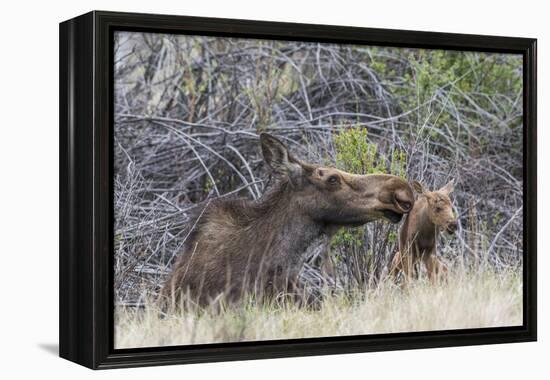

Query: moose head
[260,133,414,226]
[412,180,457,234]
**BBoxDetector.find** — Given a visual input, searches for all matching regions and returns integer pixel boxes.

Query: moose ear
[440,179,455,194]
[412,180,426,194]
[260,133,301,177]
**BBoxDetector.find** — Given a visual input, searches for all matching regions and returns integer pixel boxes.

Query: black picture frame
[59,10,537,369]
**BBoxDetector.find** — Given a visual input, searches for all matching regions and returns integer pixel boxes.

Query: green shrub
[331,126,407,270]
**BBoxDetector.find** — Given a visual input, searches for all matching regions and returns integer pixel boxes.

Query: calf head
[260,133,414,226]
[412,180,457,234]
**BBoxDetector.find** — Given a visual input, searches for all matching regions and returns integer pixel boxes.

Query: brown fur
[390,180,457,283]
[161,133,415,307]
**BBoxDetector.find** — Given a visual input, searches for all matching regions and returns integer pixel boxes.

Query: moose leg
[400,252,414,285]
[389,251,403,283]
[424,255,436,282]
[424,255,448,283]
[434,256,449,280]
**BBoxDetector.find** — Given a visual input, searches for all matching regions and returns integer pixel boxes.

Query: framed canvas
[59,11,537,369]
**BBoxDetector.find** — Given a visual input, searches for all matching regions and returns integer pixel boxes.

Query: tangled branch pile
[114,32,523,305]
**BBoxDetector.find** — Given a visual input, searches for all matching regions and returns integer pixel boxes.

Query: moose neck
[248,181,329,266]
[416,196,439,242]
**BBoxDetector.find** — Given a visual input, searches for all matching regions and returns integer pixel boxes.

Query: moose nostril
[394,198,412,212]
[393,188,414,212]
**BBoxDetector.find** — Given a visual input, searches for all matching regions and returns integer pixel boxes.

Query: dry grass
[114,269,522,349]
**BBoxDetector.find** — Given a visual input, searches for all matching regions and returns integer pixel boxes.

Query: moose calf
[390,180,457,283]
[161,133,415,307]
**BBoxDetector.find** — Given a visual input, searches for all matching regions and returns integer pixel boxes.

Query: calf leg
[424,255,448,283]
[389,251,403,283]
[398,252,414,285]
[390,251,413,284]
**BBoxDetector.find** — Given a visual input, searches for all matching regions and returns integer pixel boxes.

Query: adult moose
[390,180,457,283]
[161,133,415,307]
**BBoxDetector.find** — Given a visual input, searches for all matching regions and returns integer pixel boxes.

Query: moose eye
[327,175,339,185]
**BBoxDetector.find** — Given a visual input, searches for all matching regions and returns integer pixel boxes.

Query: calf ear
[260,133,301,177]
[412,180,426,194]
[440,180,455,194]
